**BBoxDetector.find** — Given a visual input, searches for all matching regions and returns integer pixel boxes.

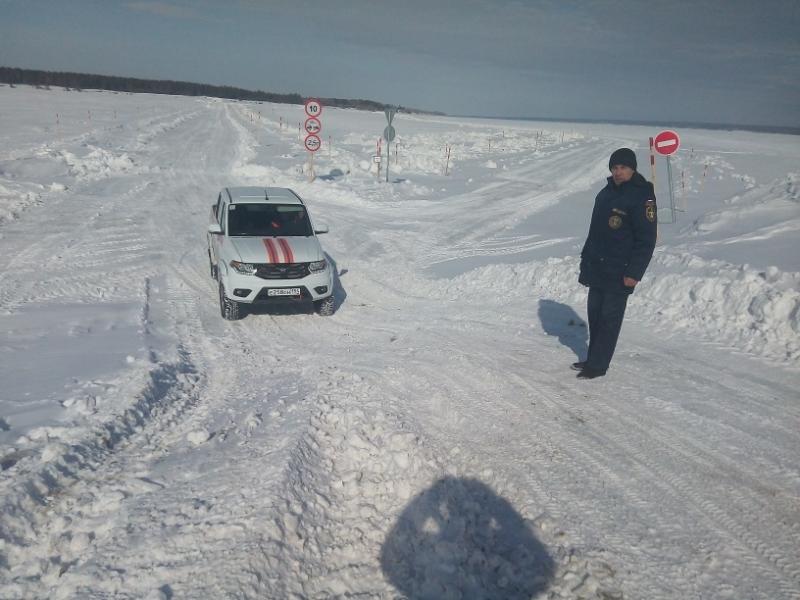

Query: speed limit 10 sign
[305,98,322,118]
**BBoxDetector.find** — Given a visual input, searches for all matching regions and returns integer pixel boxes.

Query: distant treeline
[0,66,441,115]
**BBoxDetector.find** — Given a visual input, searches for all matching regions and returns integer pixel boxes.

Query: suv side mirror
[208,223,223,234]
[314,223,329,235]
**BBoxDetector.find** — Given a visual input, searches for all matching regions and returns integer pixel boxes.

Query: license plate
[267,288,301,297]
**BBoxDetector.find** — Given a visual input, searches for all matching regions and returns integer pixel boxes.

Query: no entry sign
[654,130,680,156]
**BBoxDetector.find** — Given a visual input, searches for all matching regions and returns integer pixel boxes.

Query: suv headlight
[230,260,257,275]
[308,259,327,273]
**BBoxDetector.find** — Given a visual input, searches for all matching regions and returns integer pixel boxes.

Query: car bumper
[222,268,333,304]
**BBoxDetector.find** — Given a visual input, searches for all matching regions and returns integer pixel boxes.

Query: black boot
[570,361,586,371]
[576,367,606,379]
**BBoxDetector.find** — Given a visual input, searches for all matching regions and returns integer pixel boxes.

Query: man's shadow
[380,477,554,599]
[537,299,587,360]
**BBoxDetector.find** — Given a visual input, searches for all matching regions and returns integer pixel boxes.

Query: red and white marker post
[653,130,681,223]
[649,137,656,187]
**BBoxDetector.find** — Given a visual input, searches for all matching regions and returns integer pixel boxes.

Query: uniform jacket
[579,171,657,294]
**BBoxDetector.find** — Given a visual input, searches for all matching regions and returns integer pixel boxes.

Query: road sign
[385,106,397,124]
[304,134,321,152]
[304,98,322,118]
[654,130,680,156]
[304,117,321,134]
[383,125,396,143]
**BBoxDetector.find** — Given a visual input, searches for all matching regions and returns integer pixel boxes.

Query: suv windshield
[227,203,313,237]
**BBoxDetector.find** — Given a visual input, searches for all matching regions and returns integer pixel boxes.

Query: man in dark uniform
[574,148,657,379]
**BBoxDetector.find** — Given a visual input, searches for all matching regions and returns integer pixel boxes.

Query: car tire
[219,282,243,320]
[314,295,335,316]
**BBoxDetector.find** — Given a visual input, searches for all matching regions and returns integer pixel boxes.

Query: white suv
[207,187,334,319]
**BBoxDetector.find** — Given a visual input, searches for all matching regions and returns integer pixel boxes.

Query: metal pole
[666,155,676,223]
[649,137,656,188]
[386,139,390,183]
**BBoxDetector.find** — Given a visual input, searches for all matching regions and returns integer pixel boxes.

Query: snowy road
[1,87,798,599]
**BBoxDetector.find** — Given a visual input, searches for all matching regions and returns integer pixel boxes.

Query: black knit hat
[609,148,637,171]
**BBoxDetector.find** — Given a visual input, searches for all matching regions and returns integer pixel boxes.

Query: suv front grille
[255,263,309,279]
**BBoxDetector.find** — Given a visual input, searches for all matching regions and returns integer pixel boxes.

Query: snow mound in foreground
[249,379,623,599]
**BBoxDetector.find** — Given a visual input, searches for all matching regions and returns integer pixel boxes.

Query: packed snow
[0,85,798,599]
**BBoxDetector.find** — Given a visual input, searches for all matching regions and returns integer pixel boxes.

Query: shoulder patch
[645,199,656,222]
[608,215,623,229]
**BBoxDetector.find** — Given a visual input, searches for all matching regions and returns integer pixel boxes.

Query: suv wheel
[314,296,335,316]
[219,282,243,320]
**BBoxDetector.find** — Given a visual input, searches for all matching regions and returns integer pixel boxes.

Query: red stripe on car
[278,238,294,263]
[263,238,278,263]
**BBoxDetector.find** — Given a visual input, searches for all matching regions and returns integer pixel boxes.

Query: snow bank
[415,253,799,366]
[647,253,800,362]
[0,355,201,584]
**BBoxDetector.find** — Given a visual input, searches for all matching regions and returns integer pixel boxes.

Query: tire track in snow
[511,367,800,600]
[0,107,213,313]
[24,99,333,597]
[0,99,251,596]
[248,369,612,600]
[0,341,203,594]
[253,291,632,598]
[331,304,799,599]
[492,325,800,600]
[371,351,664,598]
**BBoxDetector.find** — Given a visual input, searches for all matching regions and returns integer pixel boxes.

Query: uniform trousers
[586,287,630,372]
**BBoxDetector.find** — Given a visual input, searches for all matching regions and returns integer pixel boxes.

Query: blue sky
[2,0,798,127]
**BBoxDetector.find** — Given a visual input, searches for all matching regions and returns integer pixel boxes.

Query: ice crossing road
[0,87,798,599]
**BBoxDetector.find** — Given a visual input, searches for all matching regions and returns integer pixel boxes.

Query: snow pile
[417,250,799,365]
[254,385,438,597]
[59,145,138,180]
[647,254,800,362]
[250,376,622,599]
[0,182,43,225]
[227,106,290,183]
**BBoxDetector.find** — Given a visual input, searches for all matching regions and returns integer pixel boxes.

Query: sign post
[384,107,397,183]
[304,99,323,181]
[654,130,680,223]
